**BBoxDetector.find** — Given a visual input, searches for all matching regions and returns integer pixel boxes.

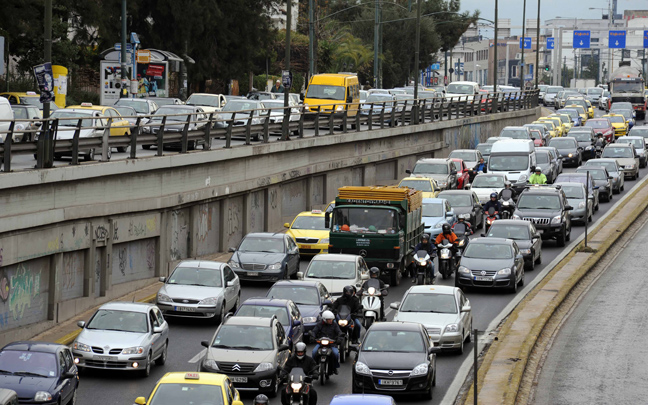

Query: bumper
[562,155,580,165]
[73,350,147,371]
[353,371,432,395]
[157,302,219,319]
[297,243,328,256]
[536,224,564,238]
[428,333,463,350]
[233,269,284,282]
[569,207,587,222]
[199,367,278,393]
[622,168,638,178]
[456,273,515,289]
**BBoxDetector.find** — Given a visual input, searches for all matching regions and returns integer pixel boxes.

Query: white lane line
[439,172,648,405]
[188,349,206,364]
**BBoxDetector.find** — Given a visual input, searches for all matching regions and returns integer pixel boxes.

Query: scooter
[437,239,456,279]
[413,249,435,285]
[284,367,315,405]
[316,337,337,386]
[595,144,603,158]
[360,279,387,329]
[483,206,498,232]
[452,220,470,257]
[500,190,516,219]
[335,305,355,363]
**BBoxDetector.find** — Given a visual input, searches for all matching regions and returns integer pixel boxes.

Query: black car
[513,185,573,247]
[548,137,582,167]
[485,220,542,271]
[456,237,525,293]
[437,190,484,229]
[351,322,438,399]
[0,341,79,405]
[567,128,596,160]
[228,232,300,281]
[576,166,613,202]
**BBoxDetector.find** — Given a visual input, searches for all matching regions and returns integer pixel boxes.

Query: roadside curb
[463,174,648,404]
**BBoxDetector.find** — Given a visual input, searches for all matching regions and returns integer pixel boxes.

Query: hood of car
[459,257,514,271]
[393,311,459,330]
[56,127,96,139]
[473,188,503,203]
[592,179,609,188]
[304,277,357,295]
[422,216,446,229]
[555,147,578,155]
[567,197,586,207]
[288,229,329,241]
[510,239,532,249]
[445,93,474,99]
[77,329,149,348]
[577,141,593,148]
[233,252,286,265]
[0,375,55,399]
[297,304,321,320]
[514,208,561,219]
[448,206,473,216]
[206,347,276,364]
[358,351,425,371]
[420,174,451,184]
[613,157,637,166]
[161,284,224,301]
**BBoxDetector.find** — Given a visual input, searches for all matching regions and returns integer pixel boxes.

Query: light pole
[120,0,128,97]
[589,3,612,81]
[534,0,540,88]
[413,0,422,123]
[494,0,498,91]
[521,0,526,88]
[281,0,292,141]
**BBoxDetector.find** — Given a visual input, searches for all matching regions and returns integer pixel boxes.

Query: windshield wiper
[311,276,345,279]
[255,250,280,253]
[213,345,266,350]
[533,207,558,210]
[0,369,14,375]
[14,371,48,378]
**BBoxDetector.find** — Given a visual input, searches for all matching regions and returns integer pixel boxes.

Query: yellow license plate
[301,245,312,249]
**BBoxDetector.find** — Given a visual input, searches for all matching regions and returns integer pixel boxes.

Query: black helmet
[369,267,380,278]
[442,223,451,234]
[343,285,355,297]
[490,192,498,199]
[295,342,307,359]
[422,233,430,242]
[254,394,269,405]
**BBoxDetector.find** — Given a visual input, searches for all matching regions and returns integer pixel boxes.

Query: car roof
[489,219,531,227]
[98,301,156,313]
[244,232,286,239]
[294,210,325,218]
[555,182,586,190]
[311,253,359,262]
[422,198,446,204]
[407,285,456,295]
[416,158,450,164]
[157,372,230,385]
[330,394,395,405]
[521,186,562,194]
[2,341,65,353]
[438,190,474,196]
[367,321,423,332]
[620,136,644,141]
[157,105,195,110]
[469,237,513,245]
[586,158,617,164]
[174,260,226,270]
[67,105,113,111]
[576,166,606,172]
[223,316,274,327]
[271,280,321,288]
[241,297,292,307]
[450,149,477,153]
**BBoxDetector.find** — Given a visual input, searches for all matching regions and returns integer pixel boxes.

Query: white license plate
[378,379,403,386]
[174,306,195,312]
[474,276,493,282]
[247,272,259,277]
[230,377,248,383]
[95,356,116,361]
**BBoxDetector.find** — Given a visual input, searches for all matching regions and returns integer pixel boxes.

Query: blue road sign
[431,63,440,70]
[573,30,590,49]
[645,31,648,48]
[520,37,532,49]
[609,30,626,49]
[547,37,555,50]
[114,43,133,51]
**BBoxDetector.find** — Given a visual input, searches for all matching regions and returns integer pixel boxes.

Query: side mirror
[565,205,574,211]
[226,280,235,287]
[293,319,301,326]
[428,346,441,354]
[446,211,455,218]
[62,371,76,379]
[450,170,457,175]
[158,276,166,283]
[361,273,369,280]
[608,176,613,180]
[201,340,210,348]
[77,321,85,329]
[34,121,43,127]
[406,169,412,174]
[461,305,471,313]
[389,302,400,310]
[349,345,359,352]
[322,299,333,306]
[481,233,486,237]
[296,271,304,280]
[228,247,236,253]
[593,186,600,190]
[424,225,432,229]
[464,183,471,190]
[135,398,147,405]
[278,344,290,352]
[153,326,164,334]
[284,222,290,228]
[325,212,330,229]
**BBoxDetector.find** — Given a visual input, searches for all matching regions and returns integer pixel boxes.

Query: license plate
[95,356,116,361]
[247,272,259,277]
[301,245,312,249]
[378,379,403,386]
[174,306,195,312]
[230,377,248,383]
[474,276,492,282]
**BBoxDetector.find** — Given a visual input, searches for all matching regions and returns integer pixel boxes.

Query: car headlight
[458,266,471,275]
[578,202,586,209]
[410,363,429,376]
[518,174,528,183]
[228,260,240,269]
[268,262,282,270]
[122,346,144,355]
[34,391,52,402]
[157,292,171,303]
[568,153,573,157]
[551,215,562,224]
[198,297,219,305]
[626,165,635,170]
[320,238,329,244]
[254,362,274,372]
[435,222,444,228]
[355,361,371,375]
[444,324,459,333]
[73,342,91,352]
[497,268,511,275]
[336,105,344,111]
[512,214,521,219]
[202,359,219,371]
[15,123,25,131]
[338,319,348,327]
[519,249,531,254]
[303,317,317,323]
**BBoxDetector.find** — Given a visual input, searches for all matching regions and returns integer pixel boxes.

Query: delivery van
[304,74,360,117]
[488,139,536,192]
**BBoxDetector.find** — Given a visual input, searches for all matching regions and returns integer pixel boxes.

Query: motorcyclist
[310,310,343,374]
[452,214,473,235]
[254,394,270,405]
[435,223,458,245]
[594,133,606,148]
[499,181,517,201]
[280,342,318,405]
[528,167,548,185]
[359,267,389,321]
[472,158,488,174]
[412,233,436,282]
[331,286,363,344]
[482,192,502,219]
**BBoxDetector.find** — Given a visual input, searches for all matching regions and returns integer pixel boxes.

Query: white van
[487,139,536,192]
[0,97,14,143]
[444,81,480,101]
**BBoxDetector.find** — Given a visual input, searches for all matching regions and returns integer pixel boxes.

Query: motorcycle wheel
[365,317,374,330]
[417,274,425,285]
[440,262,448,280]
[320,362,327,386]
[340,338,347,363]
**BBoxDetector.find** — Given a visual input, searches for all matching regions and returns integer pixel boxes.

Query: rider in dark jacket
[310,311,343,373]
[482,192,502,219]
[359,267,389,321]
[473,158,488,173]
[412,233,436,282]
[280,342,318,405]
[332,286,363,343]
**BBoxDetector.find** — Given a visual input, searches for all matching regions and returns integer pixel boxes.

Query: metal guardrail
[0,90,539,172]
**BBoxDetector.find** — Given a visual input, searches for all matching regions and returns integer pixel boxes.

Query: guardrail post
[263,109,271,143]
[314,107,321,137]
[245,110,253,144]
[157,116,167,156]
[130,117,141,158]
[203,113,213,150]
[225,112,234,148]
[102,118,112,161]
[420,99,427,123]
[368,104,373,131]
[2,121,14,172]
[298,106,305,138]
[379,103,386,129]
[342,108,348,133]
[181,114,191,153]
[70,119,82,165]
[328,105,335,135]
[389,102,396,127]
[401,100,408,124]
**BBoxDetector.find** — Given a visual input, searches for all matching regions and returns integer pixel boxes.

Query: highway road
[72,109,648,405]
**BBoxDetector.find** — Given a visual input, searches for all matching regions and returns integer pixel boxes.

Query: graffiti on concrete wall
[194,202,219,257]
[169,210,188,261]
[249,191,264,232]
[197,204,213,243]
[227,204,241,237]
[0,258,48,331]
[0,271,8,302]
[112,239,157,285]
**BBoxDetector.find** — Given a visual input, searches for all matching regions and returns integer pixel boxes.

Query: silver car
[72,302,169,377]
[391,285,472,354]
[156,260,241,323]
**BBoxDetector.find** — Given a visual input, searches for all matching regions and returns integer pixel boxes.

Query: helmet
[442,223,451,234]
[295,342,307,359]
[457,214,466,221]
[369,267,380,278]
[368,225,377,232]
[422,233,430,242]
[254,394,269,405]
[490,192,498,199]
[504,181,511,188]
[535,167,542,172]
[322,310,335,323]
[341,224,350,231]
[343,285,355,297]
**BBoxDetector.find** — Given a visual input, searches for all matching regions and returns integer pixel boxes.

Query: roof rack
[523,184,561,190]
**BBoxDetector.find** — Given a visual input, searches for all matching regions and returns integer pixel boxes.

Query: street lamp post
[535,0,540,88]
[494,0,498,91]
[521,0,526,87]
[281,0,292,140]
[413,0,422,123]
[120,0,128,97]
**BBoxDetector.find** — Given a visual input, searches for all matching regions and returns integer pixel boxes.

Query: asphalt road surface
[73,109,648,405]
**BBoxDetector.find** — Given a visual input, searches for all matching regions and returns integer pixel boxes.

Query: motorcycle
[413,249,435,285]
[316,337,337,386]
[335,305,355,363]
[284,367,314,405]
[468,168,484,183]
[483,206,498,232]
[437,239,456,279]
[360,279,387,330]
[595,144,603,158]
[500,190,516,219]
[452,221,470,257]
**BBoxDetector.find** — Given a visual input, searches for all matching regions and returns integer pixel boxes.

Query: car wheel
[282,266,290,280]
[142,144,151,150]
[215,302,226,324]
[457,335,464,355]
[588,211,593,222]
[621,184,625,192]
[465,326,472,343]
[556,229,566,247]
[526,257,535,271]
[509,276,518,294]
[140,352,152,377]
[518,270,525,287]
[636,171,640,180]
[155,341,168,366]
[535,252,542,265]
[609,191,613,200]
[423,387,433,400]
[566,226,571,242]
[268,376,279,398]
[594,200,599,212]
[83,149,95,162]
[231,294,240,313]
[188,140,196,150]
[117,146,127,153]
[68,388,77,405]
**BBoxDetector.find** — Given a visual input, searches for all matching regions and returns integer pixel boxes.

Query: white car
[297,254,369,297]
[448,149,483,169]
[469,173,508,203]
[114,98,158,116]
[186,93,227,114]
[391,285,473,353]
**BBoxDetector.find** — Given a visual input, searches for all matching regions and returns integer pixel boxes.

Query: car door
[275,323,289,367]
[290,302,304,342]
[107,108,129,135]
[457,290,471,337]
[513,244,523,281]
[448,162,458,189]
[529,224,541,260]
[148,309,163,357]
[445,201,455,226]
[54,350,72,403]
[285,236,299,275]
[223,266,239,310]
[472,193,482,225]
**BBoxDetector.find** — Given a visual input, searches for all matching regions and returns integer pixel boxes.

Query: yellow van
[304,74,360,116]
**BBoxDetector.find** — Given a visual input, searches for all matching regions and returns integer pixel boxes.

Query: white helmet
[295,342,307,359]
[322,310,335,321]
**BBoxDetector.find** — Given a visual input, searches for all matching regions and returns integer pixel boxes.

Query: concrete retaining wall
[0,108,539,346]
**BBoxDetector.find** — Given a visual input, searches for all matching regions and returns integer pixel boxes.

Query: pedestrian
[271,79,285,94]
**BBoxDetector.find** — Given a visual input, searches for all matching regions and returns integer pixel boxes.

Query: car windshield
[546,87,562,94]
[221,100,259,112]
[586,161,617,173]
[487,225,530,240]
[150,98,176,106]
[602,146,633,158]
[211,325,273,350]
[151,107,195,122]
[585,120,609,129]
[365,95,393,104]
[629,128,648,137]
[463,243,512,259]
[236,305,289,325]
[440,194,472,207]
[167,267,222,287]
[612,102,632,110]
[569,132,593,142]
[186,94,221,107]
[50,111,95,127]
[472,175,505,188]
[422,203,444,217]
[148,383,224,405]
[536,152,550,164]
[11,108,30,119]
[291,216,326,230]
[551,115,569,124]
[499,129,528,139]
[517,194,561,210]
[362,330,425,352]
[116,99,148,113]
[488,155,529,171]
[611,82,643,93]
[617,138,643,149]
[476,144,492,155]
[560,184,585,199]
[400,179,435,192]
[238,237,285,253]
[114,106,136,117]
[446,84,475,94]
[557,110,579,119]
[549,139,576,149]
[448,151,476,161]
[588,88,603,95]
[86,309,148,333]
[413,163,448,174]
[306,84,345,101]
[268,286,319,305]
[21,96,58,110]
[0,351,57,378]
[400,293,457,313]
[332,207,398,233]
[306,260,356,279]
[577,169,606,180]
[566,99,587,108]
[611,110,632,120]
[538,122,554,131]
[605,115,624,124]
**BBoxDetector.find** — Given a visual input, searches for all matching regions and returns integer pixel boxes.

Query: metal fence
[0,90,539,172]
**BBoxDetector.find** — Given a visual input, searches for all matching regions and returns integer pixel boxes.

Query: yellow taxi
[284,209,329,256]
[602,113,629,137]
[538,117,564,137]
[532,120,558,138]
[0,91,60,116]
[66,103,131,142]
[564,104,588,123]
[585,100,595,118]
[135,372,243,405]
[398,176,440,198]
[549,113,573,133]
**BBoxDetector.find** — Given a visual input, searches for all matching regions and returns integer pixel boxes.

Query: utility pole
[373,0,380,88]
[120,0,128,97]
[494,0,498,91]
[282,0,292,140]
[534,0,540,88]
[43,0,52,119]
[413,0,422,123]
[308,0,314,80]
[521,0,526,88]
